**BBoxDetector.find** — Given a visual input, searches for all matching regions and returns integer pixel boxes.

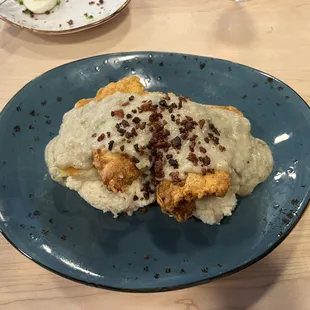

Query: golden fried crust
[164,200,196,222]
[92,149,140,193]
[207,105,244,117]
[157,171,230,221]
[96,76,145,102]
[60,167,80,176]
[75,98,93,109]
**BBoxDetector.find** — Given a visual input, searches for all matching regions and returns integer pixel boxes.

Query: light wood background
[0,0,310,309]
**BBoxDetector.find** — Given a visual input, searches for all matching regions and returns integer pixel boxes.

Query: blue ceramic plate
[0,52,309,292]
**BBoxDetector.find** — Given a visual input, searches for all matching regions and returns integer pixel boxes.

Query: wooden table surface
[1,0,310,309]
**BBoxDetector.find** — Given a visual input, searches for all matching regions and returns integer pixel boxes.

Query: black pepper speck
[14,126,21,132]
[33,210,41,217]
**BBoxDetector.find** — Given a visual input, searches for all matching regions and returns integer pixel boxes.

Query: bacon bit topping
[166,154,173,159]
[179,95,188,102]
[132,157,140,164]
[126,114,132,119]
[199,155,211,166]
[171,136,182,149]
[120,145,125,152]
[208,133,219,145]
[199,146,207,153]
[129,95,135,101]
[198,119,205,129]
[149,111,163,122]
[121,119,130,127]
[133,195,139,201]
[134,143,140,152]
[154,158,165,178]
[189,141,196,152]
[140,122,146,130]
[159,99,167,107]
[97,133,105,141]
[178,98,183,109]
[91,133,97,137]
[111,109,124,118]
[187,152,198,166]
[155,141,171,149]
[189,134,198,141]
[121,102,130,107]
[169,171,184,185]
[131,109,137,113]
[132,116,141,124]
[180,133,189,140]
[168,158,179,169]
[117,128,126,136]
[219,145,226,152]
[107,132,111,138]
[138,100,156,113]
[209,123,220,135]
[108,140,114,151]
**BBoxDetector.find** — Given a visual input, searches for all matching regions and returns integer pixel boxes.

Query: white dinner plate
[0,0,130,35]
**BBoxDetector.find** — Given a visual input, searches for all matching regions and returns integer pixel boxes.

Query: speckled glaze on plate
[0,52,309,292]
[0,0,130,35]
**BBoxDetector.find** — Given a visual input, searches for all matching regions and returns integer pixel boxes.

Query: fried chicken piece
[74,76,146,109]
[92,149,140,193]
[157,170,230,222]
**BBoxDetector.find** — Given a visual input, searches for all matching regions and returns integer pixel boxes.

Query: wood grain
[0,0,309,309]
